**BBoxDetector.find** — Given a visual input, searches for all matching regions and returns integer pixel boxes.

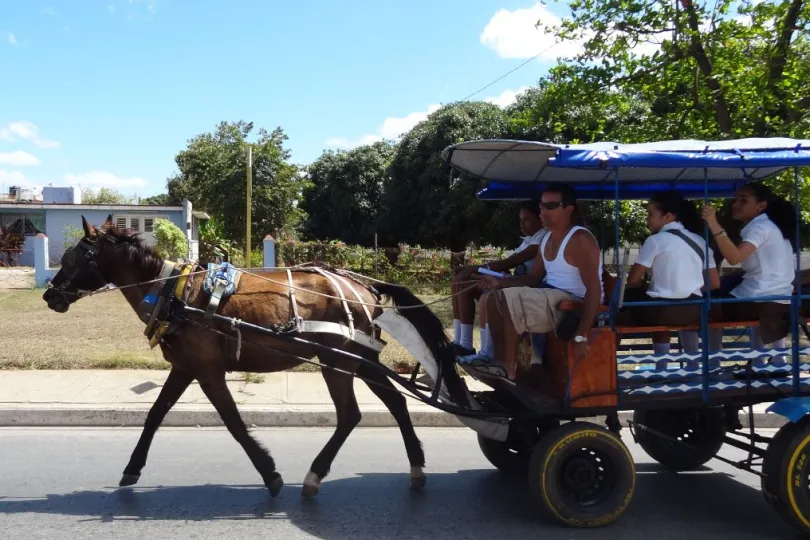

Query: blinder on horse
[51,237,108,299]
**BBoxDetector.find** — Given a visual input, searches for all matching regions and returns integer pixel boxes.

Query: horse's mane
[101,225,164,273]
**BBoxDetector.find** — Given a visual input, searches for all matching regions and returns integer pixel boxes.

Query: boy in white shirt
[450,200,548,354]
[617,191,720,360]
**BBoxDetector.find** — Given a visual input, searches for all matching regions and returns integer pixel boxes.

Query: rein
[58,260,481,310]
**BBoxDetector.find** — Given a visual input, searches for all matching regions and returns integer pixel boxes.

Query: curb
[0,406,788,429]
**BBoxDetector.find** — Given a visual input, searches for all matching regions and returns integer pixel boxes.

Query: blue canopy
[441,138,810,200]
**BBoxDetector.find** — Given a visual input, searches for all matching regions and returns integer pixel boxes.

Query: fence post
[263,235,275,268]
[34,233,54,287]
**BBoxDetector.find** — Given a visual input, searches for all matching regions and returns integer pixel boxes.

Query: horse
[42,215,466,498]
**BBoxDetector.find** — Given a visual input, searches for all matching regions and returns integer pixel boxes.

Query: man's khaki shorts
[497,286,575,335]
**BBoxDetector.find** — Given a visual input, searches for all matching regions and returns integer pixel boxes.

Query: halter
[49,237,109,300]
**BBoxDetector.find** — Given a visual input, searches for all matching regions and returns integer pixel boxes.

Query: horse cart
[42,137,810,534]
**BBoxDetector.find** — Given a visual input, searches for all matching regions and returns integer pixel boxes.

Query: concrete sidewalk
[0,370,785,428]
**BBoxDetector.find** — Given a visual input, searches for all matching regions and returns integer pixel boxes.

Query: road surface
[0,426,798,539]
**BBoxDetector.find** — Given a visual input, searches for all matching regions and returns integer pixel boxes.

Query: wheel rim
[556,445,616,508]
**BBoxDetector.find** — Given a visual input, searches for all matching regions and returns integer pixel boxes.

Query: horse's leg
[302,356,361,497]
[199,375,284,497]
[358,361,427,489]
[120,366,193,486]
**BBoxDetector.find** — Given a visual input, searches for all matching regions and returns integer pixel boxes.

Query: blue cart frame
[441,137,810,533]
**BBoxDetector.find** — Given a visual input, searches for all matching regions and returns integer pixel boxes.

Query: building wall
[43,209,185,262]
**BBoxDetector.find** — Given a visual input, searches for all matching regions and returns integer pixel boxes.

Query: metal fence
[0,248,35,289]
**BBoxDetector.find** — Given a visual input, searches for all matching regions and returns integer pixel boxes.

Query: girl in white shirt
[702,183,797,347]
[617,191,720,357]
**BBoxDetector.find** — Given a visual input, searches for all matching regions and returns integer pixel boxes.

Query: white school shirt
[635,221,716,299]
[514,228,548,273]
[730,213,794,304]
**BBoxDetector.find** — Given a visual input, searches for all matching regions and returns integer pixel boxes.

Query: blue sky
[1,0,575,198]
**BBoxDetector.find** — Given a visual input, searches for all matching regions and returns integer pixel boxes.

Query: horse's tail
[374,283,468,406]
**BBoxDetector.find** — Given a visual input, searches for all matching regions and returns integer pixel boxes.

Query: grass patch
[0,288,462,372]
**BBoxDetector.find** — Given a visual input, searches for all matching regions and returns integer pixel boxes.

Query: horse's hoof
[119,473,140,487]
[410,466,426,490]
[301,471,321,498]
[267,473,284,498]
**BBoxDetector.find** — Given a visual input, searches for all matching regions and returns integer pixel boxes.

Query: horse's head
[42,216,134,313]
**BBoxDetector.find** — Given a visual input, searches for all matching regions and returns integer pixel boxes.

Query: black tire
[633,408,726,470]
[478,418,560,476]
[761,417,810,535]
[528,421,636,528]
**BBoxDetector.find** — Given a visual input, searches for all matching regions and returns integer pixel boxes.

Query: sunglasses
[539,201,568,210]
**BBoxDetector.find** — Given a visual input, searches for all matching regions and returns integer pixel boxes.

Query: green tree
[379,101,518,251]
[141,193,177,206]
[152,218,188,261]
[81,187,138,204]
[166,121,307,248]
[301,141,395,246]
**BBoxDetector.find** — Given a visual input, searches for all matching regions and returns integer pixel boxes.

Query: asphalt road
[0,426,800,539]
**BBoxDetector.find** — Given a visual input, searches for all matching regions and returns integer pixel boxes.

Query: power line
[459,42,560,102]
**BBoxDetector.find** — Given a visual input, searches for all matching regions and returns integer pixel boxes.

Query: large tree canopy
[167,121,306,247]
[300,141,395,246]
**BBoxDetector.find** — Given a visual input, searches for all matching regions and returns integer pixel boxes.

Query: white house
[0,186,209,266]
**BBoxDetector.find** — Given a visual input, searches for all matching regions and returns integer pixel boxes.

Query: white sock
[483,325,495,358]
[679,331,700,353]
[453,319,461,344]
[460,323,474,350]
[653,342,671,355]
[768,338,786,349]
[750,327,765,349]
[479,326,488,352]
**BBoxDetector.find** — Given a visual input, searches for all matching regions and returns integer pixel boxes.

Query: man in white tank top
[463,184,603,383]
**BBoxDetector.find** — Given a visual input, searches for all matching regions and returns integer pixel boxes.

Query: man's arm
[487,245,538,272]
[568,231,602,338]
[479,243,546,290]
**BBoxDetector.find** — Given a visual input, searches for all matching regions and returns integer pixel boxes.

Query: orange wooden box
[542,327,617,408]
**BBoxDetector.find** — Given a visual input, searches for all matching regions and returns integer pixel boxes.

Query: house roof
[0,203,184,211]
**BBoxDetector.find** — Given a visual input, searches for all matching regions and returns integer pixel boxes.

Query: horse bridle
[50,237,109,299]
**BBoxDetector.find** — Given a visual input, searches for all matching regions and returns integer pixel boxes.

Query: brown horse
[42,215,465,498]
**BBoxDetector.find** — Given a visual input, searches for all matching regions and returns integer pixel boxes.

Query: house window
[116,217,127,230]
[130,218,140,232]
[144,218,154,233]
[0,212,45,236]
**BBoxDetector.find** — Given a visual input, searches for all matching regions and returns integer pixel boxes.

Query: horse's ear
[102,214,114,230]
[81,216,93,237]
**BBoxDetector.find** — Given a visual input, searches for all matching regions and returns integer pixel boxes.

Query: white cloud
[0,151,40,166]
[0,169,30,186]
[8,32,18,46]
[480,3,577,60]
[128,0,158,14]
[325,104,442,150]
[0,121,60,148]
[41,7,57,16]
[485,86,530,108]
[63,171,148,189]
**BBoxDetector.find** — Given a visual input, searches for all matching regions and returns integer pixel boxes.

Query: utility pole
[246,146,252,265]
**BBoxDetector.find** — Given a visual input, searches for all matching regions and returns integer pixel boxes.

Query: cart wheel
[478,418,559,476]
[633,408,726,470]
[761,416,810,535]
[528,421,635,528]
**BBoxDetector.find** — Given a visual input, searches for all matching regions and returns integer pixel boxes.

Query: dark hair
[648,190,702,235]
[543,183,584,225]
[518,199,541,216]
[740,183,798,251]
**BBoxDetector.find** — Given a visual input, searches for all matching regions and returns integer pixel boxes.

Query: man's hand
[573,337,590,363]
[475,274,503,291]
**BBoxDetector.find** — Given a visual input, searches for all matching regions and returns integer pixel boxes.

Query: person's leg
[486,290,521,379]
[478,292,495,358]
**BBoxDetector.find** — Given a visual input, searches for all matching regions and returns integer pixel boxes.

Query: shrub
[153,218,188,261]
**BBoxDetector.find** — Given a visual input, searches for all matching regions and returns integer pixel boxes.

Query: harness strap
[287,269,302,330]
[314,268,355,338]
[332,272,374,326]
